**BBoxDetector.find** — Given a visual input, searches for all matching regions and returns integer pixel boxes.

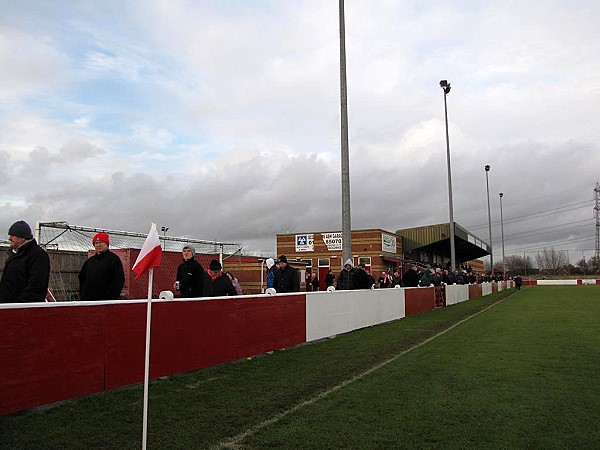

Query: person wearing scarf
[202,259,237,297]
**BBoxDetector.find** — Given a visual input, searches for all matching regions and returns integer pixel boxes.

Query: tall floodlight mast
[339,0,352,264]
[594,182,600,262]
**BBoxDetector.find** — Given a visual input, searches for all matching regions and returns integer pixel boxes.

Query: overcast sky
[1,0,599,264]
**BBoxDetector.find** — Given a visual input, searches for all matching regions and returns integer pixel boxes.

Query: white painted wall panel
[445,285,469,305]
[305,289,405,342]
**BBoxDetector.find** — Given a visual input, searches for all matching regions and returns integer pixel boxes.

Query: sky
[1,0,599,265]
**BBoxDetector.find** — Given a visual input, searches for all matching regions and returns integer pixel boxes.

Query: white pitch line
[212,292,516,449]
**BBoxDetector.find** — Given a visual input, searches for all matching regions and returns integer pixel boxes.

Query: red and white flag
[132,223,162,280]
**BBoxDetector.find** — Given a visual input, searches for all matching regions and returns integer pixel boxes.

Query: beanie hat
[8,220,33,240]
[209,259,222,271]
[278,255,288,264]
[266,258,275,269]
[92,232,110,246]
[183,245,196,255]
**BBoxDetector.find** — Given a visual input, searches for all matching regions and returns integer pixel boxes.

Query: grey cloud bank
[0,1,599,264]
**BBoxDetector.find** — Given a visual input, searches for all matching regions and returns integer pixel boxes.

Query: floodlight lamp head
[439,80,451,94]
[485,164,490,172]
[499,192,504,198]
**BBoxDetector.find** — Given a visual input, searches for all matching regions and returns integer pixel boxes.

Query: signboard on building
[295,234,314,252]
[381,233,397,253]
[322,232,342,251]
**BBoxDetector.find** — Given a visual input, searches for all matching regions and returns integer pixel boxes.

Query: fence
[33,222,243,301]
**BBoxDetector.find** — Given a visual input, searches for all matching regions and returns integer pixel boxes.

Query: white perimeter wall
[482,283,493,296]
[306,289,405,342]
[537,279,578,285]
[445,285,469,305]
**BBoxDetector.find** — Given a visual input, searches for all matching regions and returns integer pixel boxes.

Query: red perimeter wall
[404,287,435,316]
[0,295,306,415]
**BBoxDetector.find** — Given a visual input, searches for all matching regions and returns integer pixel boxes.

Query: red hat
[92,232,110,245]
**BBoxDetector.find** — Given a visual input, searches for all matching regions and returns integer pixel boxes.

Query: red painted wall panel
[0,306,106,415]
[468,284,482,299]
[404,288,435,316]
[1,294,307,415]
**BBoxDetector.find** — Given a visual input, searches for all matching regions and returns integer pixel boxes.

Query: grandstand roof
[396,222,490,263]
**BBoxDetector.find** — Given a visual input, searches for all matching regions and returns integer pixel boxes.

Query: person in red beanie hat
[78,232,124,301]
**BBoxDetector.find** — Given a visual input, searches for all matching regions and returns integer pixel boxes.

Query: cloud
[0,0,599,264]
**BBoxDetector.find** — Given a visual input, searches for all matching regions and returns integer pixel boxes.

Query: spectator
[265,257,276,290]
[431,268,443,287]
[0,220,50,303]
[378,271,392,288]
[310,272,319,291]
[174,245,205,298]
[353,264,373,290]
[514,274,523,290]
[419,268,433,287]
[226,271,243,295]
[203,260,237,297]
[274,255,300,293]
[336,259,355,290]
[78,232,125,301]
[325,269,335,288]
[402,263,420,287]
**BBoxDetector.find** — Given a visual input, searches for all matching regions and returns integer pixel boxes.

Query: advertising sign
[322,232,342,251]
[381,233,397,253]
[295,234,314,252]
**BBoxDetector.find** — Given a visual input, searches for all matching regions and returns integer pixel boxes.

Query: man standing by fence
[274,255,300,293]
[0,220,50,303]
[78,232,125,301]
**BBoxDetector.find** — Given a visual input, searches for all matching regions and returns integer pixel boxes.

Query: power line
[466,200,593,231]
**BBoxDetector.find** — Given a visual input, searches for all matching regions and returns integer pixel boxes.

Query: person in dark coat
[174,245,205,298]
[514,275,523,290]
[325,269,335,288]
[336,259,355,290]
[0,220,50,303]
[274,255,300,293]
[78,232,125,301]
[202,259,237,297]
[353,264,373,290]
[310,273,319,291]
[401,263,420,288]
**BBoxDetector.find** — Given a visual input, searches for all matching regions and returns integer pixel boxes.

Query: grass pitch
[1,286,599,449]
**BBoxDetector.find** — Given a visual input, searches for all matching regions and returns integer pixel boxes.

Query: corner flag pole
[141,268,154,450]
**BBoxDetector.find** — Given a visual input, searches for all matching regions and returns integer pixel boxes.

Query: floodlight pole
[499,192,506,277]
[485,165,494,274]
[440,80,456,271]
[160,226,169,251]
[340,0,352,264]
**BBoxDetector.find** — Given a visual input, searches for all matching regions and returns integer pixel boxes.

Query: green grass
[1,286,599,449]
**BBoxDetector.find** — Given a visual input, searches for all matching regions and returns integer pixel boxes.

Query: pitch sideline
[213,290,519,449]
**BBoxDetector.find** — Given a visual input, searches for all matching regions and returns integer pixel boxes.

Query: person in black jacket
[174,245,205,298]
[353,264,373,290]
[202,259,237,297]
[78,232,125,301]
[401,263,420,288]
[336,259,355,290]
[274,255,300,293]
[0,220,50,303]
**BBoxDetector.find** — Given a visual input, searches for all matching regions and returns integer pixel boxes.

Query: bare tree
[535,248,569,275]
[503,254,533,275]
